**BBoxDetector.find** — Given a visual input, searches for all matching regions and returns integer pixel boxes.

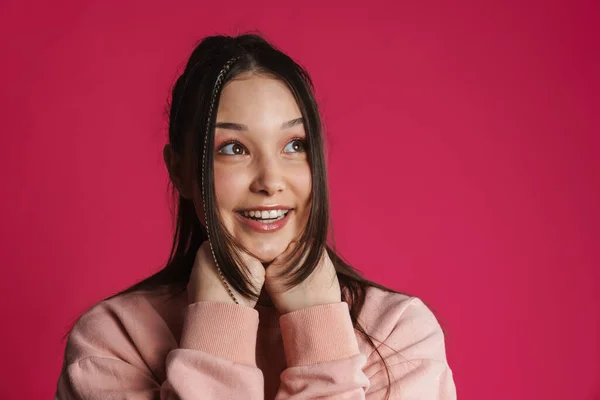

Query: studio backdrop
[0,1,598,399]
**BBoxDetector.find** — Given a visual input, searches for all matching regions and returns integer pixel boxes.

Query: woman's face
[198,73,312,263]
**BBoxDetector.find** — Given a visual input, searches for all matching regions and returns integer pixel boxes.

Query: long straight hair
[104,33,418,399]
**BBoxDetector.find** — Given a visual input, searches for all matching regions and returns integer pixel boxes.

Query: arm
[274,297,456,399]
[55,299,264,400]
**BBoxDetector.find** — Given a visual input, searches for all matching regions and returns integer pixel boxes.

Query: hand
[188,241,265,308]
[265,242,341,314]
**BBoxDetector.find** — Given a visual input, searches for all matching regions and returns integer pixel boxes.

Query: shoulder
[357,286,448,362]
[63,288,187,366]
[359,285,438,330]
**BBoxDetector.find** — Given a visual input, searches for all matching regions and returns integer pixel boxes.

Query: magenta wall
[1,1,599,399]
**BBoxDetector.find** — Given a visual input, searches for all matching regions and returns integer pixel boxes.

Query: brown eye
[284,139,306,153]
[219,142,247,155]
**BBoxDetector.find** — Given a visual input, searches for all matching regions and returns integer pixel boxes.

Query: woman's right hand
[187,241,265,308]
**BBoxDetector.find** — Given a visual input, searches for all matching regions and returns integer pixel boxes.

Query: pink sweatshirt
[55,285,456,399]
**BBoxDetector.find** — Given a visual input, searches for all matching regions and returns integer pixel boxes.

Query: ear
[163,144,193,199]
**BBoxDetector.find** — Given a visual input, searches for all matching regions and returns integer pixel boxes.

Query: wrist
[189,291,236,306]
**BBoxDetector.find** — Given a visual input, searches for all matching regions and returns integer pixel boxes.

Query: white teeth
[241,209,290,220]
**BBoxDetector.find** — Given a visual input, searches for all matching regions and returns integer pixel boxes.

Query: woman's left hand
[265,242,341,314]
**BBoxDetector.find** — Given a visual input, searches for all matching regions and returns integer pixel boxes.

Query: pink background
[1,0,599,398]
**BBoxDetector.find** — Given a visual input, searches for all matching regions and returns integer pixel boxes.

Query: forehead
[216,73,302,126]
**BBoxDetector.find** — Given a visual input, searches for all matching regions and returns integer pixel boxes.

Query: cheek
[214,166,249,209]
[286,164,312,235]
[292,165,312,206]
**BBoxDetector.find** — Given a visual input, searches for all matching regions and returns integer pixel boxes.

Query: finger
[195,241,215,270]
[270,241,300,269]
[238,248,261,265]
[236,248,266,286]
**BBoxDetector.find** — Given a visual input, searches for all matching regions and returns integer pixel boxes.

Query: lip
[235,209,293,233]
[236,205,293,212]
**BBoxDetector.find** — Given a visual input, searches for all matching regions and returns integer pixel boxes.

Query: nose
[249,154,286,196]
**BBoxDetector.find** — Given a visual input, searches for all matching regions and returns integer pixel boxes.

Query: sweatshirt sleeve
[55,298,264,400]
[274,297,456,399]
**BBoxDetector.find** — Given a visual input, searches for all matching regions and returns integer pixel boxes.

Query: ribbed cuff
[279,302,360,367]
[180,301,259,366]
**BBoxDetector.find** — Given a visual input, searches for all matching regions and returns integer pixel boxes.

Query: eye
[283,138,306,153]
[218,141,247,155]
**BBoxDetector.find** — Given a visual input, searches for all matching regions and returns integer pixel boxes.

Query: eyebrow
[215,117,304,131]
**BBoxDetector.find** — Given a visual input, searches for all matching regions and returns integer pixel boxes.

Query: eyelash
[217,137,307,155]
[217,140,246,155]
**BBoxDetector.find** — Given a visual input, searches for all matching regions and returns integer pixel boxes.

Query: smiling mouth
[238,209,292,223]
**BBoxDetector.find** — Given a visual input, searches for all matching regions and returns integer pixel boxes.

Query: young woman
[55,34,456,399]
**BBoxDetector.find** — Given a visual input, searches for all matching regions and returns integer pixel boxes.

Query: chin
[244,239,290,264]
